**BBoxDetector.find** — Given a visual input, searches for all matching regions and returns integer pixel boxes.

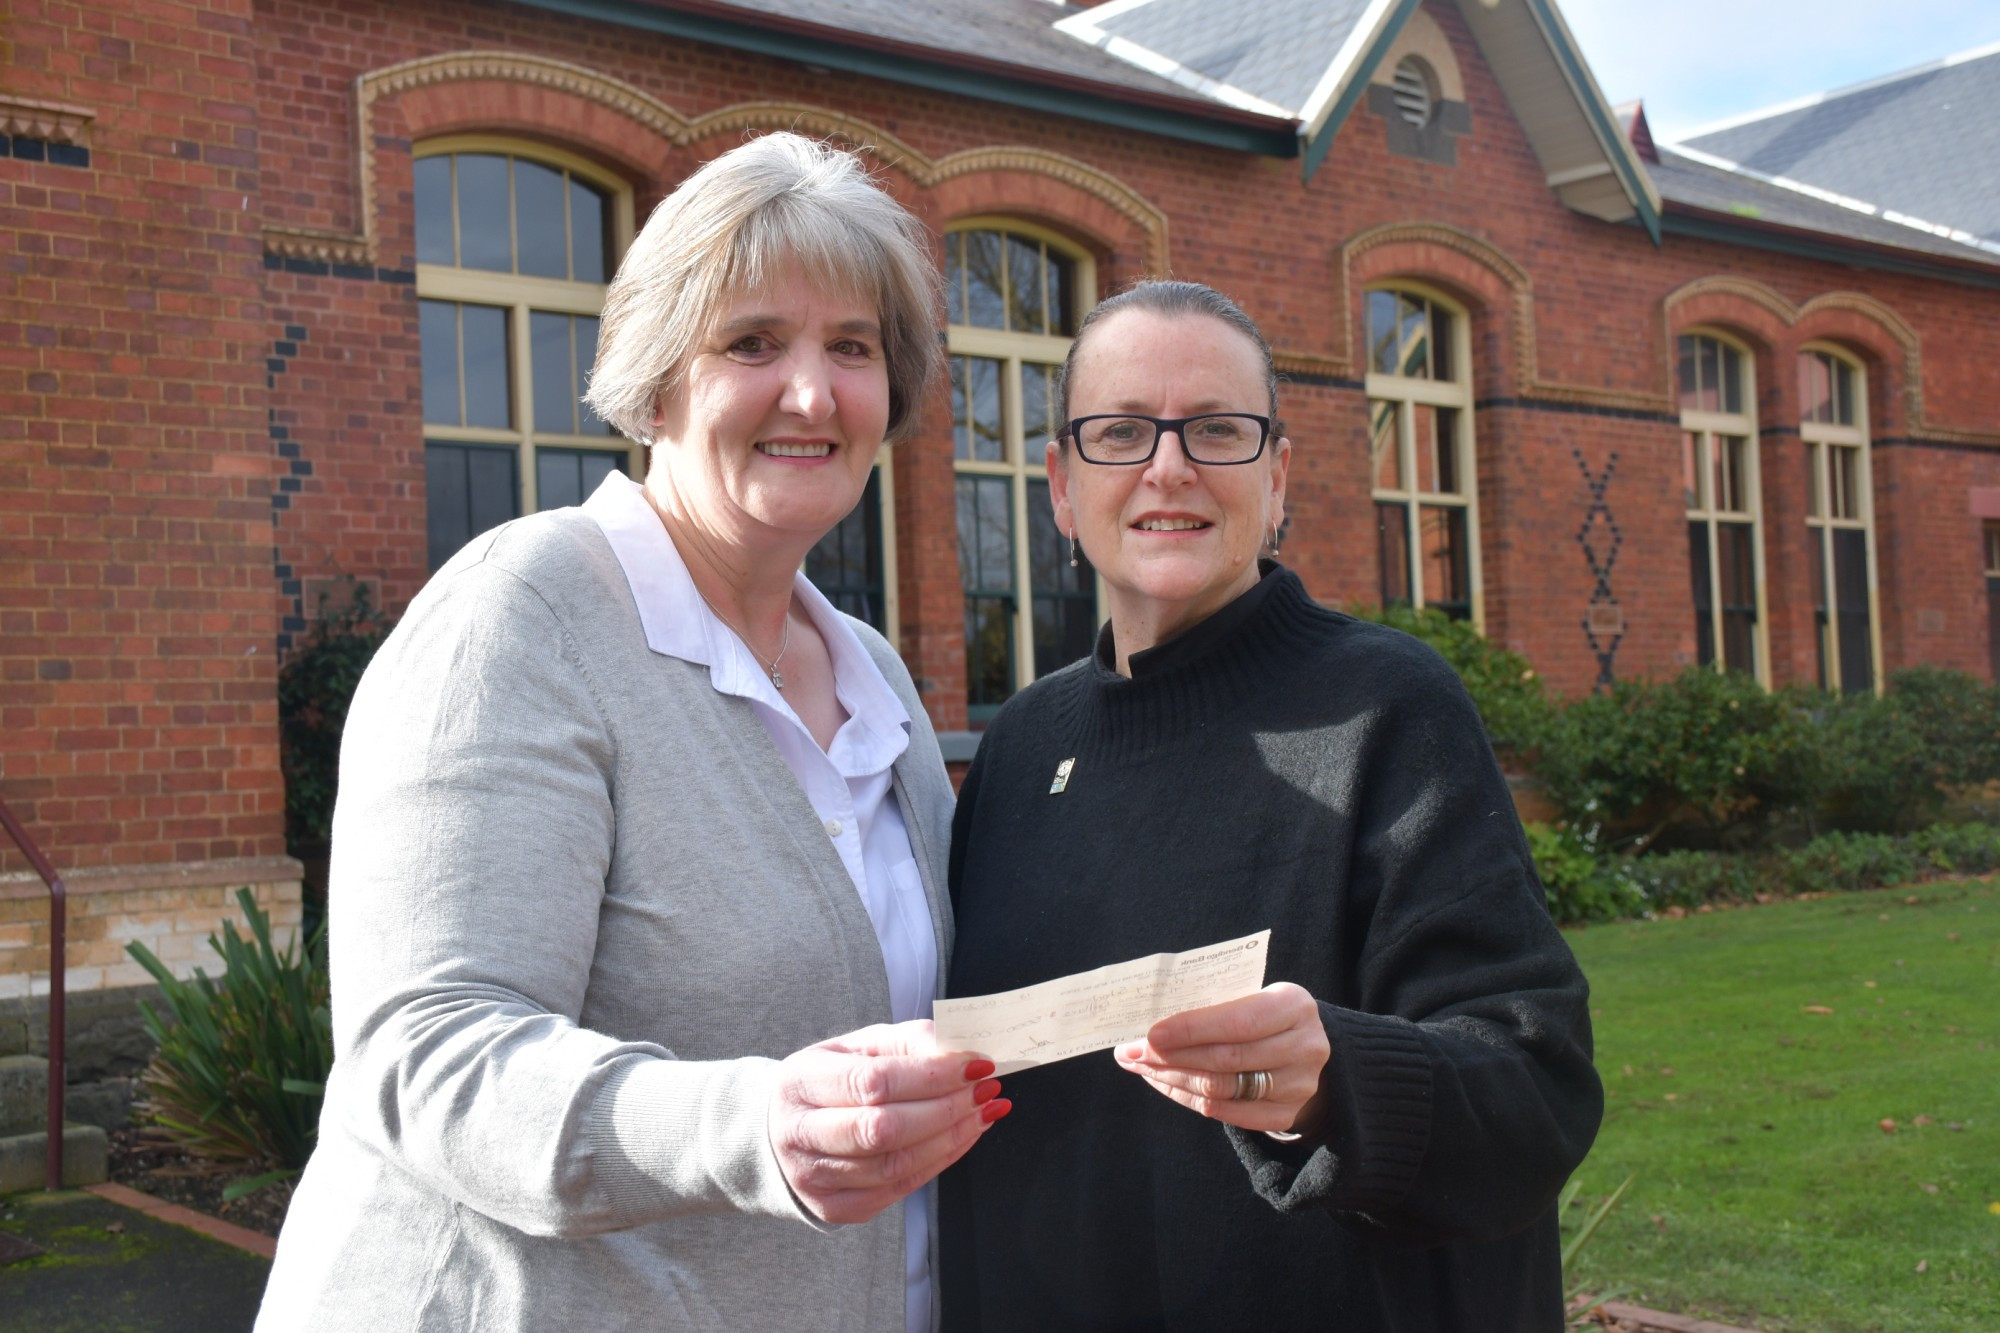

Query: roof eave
[1514,0,1662,244]
[1660,204,2000,292]
[511,0,1301,157]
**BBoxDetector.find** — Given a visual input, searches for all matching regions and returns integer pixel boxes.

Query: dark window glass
[419,299,461,425]
[962,231,1006,330]
[958,474,1015,719]
[1006,234,1045,334]
[514,159,568,279]
[1690,520,1715,667]
[807,468,886,632]
[414,157,455,266]
[1419,505,1470,620]
[1834,359,1854,426]
[1051,253,1076,336]
[1020,361,1057,457]
[456,154,512,273]
[1676,336,1698,409]
[1430,305,1453,382]
[944,232,965,326]
[1832,528,1871,694]
[1811,534,1830,690]
[1368,290,1401,377]
[1396,293,1429,379]
[1721,342,1743,414]
[569,178,608,284]
[1377,502,1410,606]
[1027,478,1095,677]
[1371,403,1401,490]
[1989,577,2000,683]
[426,441,518,571]
[952,355,1005,463]
[535,447,622,512]
[575,315,609,435]
[1717,520,1757,675]
[531,311,574,434]
[1682,431,1701,509]
[460,303,512,429]
[1799,352,1830,425]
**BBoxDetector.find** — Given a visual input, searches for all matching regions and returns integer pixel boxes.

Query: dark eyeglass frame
[1060,413,1273,466]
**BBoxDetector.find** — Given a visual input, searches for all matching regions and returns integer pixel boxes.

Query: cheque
[932,930,1271,1075]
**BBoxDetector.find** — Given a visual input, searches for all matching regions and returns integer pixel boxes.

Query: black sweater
[940,565,1601,1332]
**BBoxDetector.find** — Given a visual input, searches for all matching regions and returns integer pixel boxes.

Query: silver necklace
[705,596,793,689]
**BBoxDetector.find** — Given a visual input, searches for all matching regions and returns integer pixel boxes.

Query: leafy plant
[1525,821,1645,925]
[126,888,333,1191]
[1560,1173,1634,1328]
[1770,831,1921,897]
[1344,602,1552,760]
[279,583,394,856]
[1624,848,1756,913]
[1817,669,2000,833]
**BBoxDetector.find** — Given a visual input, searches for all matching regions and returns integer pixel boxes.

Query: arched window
[946,221,1097,722]
[1799,347,1879,693]
[1366,285,1480,625]
[1678,332,1766,680]
[414,138,636,571]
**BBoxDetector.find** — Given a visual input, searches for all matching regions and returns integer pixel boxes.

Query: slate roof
[1648,146,2000,268]
[681,0,1258,114]
[1674,43,2000,249]
[1062,0,1376,117]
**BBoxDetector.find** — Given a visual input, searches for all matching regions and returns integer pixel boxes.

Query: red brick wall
[6,0,1999,873]
[1,0,286,875]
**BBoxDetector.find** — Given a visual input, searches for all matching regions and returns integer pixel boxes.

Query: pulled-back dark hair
[1055,280,1281,442]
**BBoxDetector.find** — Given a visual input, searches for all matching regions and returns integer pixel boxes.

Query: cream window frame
[1364,282,1483,631]
[1800,344,1881,694]
[1679,330,1770,685]
[947,217,1098,703]
[414,135,641,512]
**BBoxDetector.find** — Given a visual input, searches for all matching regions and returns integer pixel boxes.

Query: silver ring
[1234,1069,1273,1102]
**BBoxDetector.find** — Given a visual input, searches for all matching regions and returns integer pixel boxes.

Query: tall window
[807,456,896,637]
[1985,522,2000,683]
[415,139,635,571]
[1799,348,1879,694]
[947,222,1097,721]
[1367,287,1479,624]
[1679,332,1766,680]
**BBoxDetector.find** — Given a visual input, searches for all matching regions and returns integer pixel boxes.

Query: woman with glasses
[939,281,1600,1330]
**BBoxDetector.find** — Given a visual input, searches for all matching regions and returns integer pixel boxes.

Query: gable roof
[1674,41,2000,251]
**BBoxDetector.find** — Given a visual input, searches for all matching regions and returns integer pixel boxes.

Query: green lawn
[1562,877,2000,1332]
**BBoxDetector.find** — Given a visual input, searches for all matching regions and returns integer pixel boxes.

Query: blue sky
[1555,0,2000,141]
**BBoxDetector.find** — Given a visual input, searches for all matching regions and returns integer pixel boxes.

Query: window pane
[1396,293,1430,379]
[1830,445,1858,520]
[1676,336,1698,410]
[1718,521,1757,675]
[807,468,885,631]
[575,316,609,436]
[1682,432,1701,510]
[959,471,1015,715]
[1051,252,1076,336]
[456,154,512,273]
[1800,353,1830,425]
[460,303,512,429]
[1804,442,1821,519]
[419,299,462,426]
[1005,234,1045,334]
[426,441,518,572]
[1690,519,1715,666]
[1698,337,1721,413]
[1021,361,1058,457]
[535,447,623,511]
[570,178,608,283]
[515,159,568,279]
[1419,505,1469,618]
[1367,290,1401,377]
[1371,402,1401,491]
[1721,342,1743,415]
[962,231,1005,330]
[1832,527,1871,693]
[1416,406,1460,495]
[1713,435,1745,513]
[1028,478,1094,678]
[1834,359,1855,426]
[945,232,965,326]
[1430,305,1453,382]
[531,311,574,435]
[1811,532,1830,690]
[1377,502,1410,605]
[953,355,1005,463]
[415,157,455,267]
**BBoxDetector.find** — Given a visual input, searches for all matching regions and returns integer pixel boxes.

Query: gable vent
[1391,57,1435,127]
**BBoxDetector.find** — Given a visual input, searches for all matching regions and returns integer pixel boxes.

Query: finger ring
[1233,1069,1273,1102]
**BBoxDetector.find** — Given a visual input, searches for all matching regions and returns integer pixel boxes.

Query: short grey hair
[1055,280,1282,440]
[584,132,942,445]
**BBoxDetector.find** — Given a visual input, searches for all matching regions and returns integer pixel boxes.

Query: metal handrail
[0,796,64,1190]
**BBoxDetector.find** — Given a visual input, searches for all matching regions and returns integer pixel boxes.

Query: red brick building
[4,0,1998,961]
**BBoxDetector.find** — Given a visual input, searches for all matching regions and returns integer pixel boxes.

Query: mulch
[105,1125,293,1239]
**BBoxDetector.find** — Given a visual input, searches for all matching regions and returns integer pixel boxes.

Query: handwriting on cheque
[932,930,1271,1075]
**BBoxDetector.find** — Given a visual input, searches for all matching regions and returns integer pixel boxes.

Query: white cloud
[1554,0,2000,140]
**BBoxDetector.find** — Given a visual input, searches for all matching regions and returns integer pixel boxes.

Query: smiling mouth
[756,442,834,458]
[1134,518,1210,531]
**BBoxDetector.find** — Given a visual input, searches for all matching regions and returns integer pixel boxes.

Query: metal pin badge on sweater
[1049,758,1075,795]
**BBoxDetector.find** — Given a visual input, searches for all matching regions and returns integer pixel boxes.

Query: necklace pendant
[770,666,785,690]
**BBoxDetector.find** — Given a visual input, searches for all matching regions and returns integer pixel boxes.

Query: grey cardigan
[258,510,957,1332]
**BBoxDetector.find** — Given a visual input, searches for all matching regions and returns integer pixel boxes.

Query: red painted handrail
[0,797,64,1190]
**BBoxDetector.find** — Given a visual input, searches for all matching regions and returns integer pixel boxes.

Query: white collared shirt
[585,473,935,1333]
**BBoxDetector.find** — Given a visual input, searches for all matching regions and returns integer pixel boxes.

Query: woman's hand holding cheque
[771,1020,1011,1224]
[1113,982,1332,1136]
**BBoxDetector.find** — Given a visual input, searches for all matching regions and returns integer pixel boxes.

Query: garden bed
[105,1126,291,1239]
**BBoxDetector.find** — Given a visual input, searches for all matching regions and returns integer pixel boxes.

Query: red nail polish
[962,1058,996,1081]
[972,1078,1001,1105]
[979,1097,1013,1124]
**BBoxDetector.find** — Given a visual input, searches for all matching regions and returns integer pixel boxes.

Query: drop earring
[1268,519,1283,556]
[1069,531,1081,568]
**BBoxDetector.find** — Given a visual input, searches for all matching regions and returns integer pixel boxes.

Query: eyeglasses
[1062,413,1272,466]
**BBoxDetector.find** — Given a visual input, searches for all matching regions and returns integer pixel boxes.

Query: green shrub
[1907,821,2000,875]
[126,888,332,1174]
[1525,822,1645,925]
[1533,668,1821,850]
[1345,602,1552,759]
[1625,848,1757,912]
[1770,830,1920,896]
[1817,668,2000,832]
[280,585,394,856]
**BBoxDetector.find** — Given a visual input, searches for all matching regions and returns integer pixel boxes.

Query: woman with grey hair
[259,133,1003,1332]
